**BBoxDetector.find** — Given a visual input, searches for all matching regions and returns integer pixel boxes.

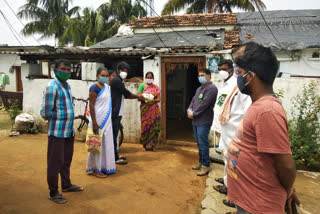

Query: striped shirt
[40,77,75,138]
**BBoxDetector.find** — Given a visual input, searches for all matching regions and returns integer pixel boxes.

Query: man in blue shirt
[40,59,84,204]
[188,68,218,176]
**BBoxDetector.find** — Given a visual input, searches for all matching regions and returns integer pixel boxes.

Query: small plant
[288,81,320,169]
[25,127,39,134]
[275,88,285,99]
[5,99,21,130]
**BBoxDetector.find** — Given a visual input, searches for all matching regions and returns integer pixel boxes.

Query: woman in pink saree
[138,72,161,151]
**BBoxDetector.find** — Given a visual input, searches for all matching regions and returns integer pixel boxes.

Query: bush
[288,81,320,168]
[4,99,21,130]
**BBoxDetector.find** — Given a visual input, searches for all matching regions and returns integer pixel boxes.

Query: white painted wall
[0,54,25,91]
[276,48,320,77]
[143,57,161,87]
[22,77,141,143]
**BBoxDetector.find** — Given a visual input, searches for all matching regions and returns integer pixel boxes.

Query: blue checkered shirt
[40,78,75,138]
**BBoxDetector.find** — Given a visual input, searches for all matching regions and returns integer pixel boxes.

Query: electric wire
[145,16,167,47]
[0,9,27,46]
[2,0,42,46]
[140,0,198,47]
[253,2,293,59]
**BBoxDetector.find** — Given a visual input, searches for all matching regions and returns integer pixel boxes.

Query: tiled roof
[128,13,237,28]
[223,30,241,49]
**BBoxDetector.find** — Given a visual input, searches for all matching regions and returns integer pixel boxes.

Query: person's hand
[215,131,221,138]
[93,122,100,135]
[285,187,301,214]
[138,95,144,102]
[187,112,193,119]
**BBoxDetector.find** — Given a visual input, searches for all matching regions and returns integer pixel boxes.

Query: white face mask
[219,70,229,80]
[119,71,127,79]
[145,79,154,84]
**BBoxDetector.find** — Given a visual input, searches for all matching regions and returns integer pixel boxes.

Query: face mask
[119,71,127,79]
[198,76,207,85]
[237,72,251,95]
[99,77,109,84]
[219,70,229,80]
[145,79,154,84]
[56,69,71,81]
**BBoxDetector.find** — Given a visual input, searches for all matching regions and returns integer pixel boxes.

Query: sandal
[213,185,228,195]
[48,194,67,204]
[116,159,127,165]
[62,185,84,192]
[226,212,237,214]
[119,155,127,160]
[215,177,224,185]
[94,172,107,178]
[223,199,236,208]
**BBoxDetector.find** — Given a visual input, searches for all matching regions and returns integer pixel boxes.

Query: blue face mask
[237,72,251,95]
[99,77,109,84]
[198,76,207,85]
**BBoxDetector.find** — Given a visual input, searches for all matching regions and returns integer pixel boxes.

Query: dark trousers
[192,124,211,167]
[112,116,122,161]
[47,136,74,197]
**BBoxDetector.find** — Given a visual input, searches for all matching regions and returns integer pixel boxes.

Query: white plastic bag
[15,113,35,131]
[142,93,154,103]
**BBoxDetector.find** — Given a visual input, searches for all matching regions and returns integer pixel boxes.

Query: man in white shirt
[211,60,236,149]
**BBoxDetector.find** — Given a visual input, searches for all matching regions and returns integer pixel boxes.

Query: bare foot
[94,172,107,178]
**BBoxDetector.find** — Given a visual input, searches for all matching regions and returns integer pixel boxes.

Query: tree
[18,0,80,46]
[161,0,266,15]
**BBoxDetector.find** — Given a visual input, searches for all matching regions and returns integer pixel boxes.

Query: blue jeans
[112,116,122,161]
[193,124,211,167]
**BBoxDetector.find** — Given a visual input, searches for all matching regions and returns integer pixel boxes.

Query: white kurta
[86,84,116,174]
[218,91,252,153]
[212,75,237,133]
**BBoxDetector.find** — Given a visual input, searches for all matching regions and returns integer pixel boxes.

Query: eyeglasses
[233,63,240,75]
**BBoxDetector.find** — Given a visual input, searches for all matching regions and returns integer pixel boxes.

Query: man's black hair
[145,71,154,79]
[97,67,108,76]
[235,42,279,85]
[199,68,211,76]
[54,59,71,69]
[116,61,130,72]
[219,59,233,69]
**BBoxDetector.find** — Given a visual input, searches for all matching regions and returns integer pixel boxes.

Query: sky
[0,0,320,46]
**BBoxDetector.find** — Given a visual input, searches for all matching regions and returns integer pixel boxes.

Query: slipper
[226,212,237,214]
[62,185,84,192]
[48,194,67,204]
[94,172,107,178]
[223,199,236,208]
[119,155,127,160]
[215,177,224,185]
[213,185,227,195]
[116,159,127,165]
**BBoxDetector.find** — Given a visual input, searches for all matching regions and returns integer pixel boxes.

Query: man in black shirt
[110,61,142,164]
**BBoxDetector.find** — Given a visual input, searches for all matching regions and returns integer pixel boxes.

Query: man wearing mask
[110,61,142,165]
[40,59,84,204]
[227,42,299,214]
[188,68,218,176]
[212,61,251,208]
[211,59,236,149]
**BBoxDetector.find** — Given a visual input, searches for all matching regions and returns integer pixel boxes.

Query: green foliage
[4,100,21,129]
[288,81,320,168]
[162,0,266,15]
[275,88,285,99]
[25,126,40,134]
[18,0,147,46]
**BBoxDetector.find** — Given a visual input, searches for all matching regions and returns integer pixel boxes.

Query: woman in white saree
[86,68,116,178]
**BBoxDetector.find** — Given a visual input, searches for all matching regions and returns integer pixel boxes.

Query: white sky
[1,0,320,46]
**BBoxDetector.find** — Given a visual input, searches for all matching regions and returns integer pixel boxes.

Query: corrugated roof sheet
[90,30,225,49]
[237,10,320,50]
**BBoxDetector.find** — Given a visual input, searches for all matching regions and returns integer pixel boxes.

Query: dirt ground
[0,134,206,214]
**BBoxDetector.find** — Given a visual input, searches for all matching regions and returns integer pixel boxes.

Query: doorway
[161,57,206,143]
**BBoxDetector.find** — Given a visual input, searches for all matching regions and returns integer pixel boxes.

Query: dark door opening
[166,63,201,142]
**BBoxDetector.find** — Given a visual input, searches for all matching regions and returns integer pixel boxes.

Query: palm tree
[161,0,266,15]
[18,0,80,46]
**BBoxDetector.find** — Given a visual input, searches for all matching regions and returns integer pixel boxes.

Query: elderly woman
[86,67,115,178]
[137,72,161,151]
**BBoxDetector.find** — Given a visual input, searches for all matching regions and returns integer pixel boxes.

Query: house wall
[22,77,141,143]
[0,54,25,91]
[276,48,320,77]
